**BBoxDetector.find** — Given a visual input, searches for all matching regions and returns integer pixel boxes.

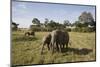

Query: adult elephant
[61,31,69,49]
[50,29,69,53]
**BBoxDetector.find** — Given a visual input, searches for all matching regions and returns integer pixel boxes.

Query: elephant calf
[25,31,35,36]
[41,33,51,54]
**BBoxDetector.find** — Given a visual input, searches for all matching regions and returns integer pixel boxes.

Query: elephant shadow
[61,47,93,55]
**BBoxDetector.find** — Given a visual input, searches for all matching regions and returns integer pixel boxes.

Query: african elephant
[25,31,35,36]
[41,33,51,54]
[50,29,69,53]
[61,31,69,49]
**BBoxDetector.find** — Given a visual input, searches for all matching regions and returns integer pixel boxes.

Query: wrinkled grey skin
[61,31,69,49]
[25,31,35,36]
[41,33,51,54]
[50,29,69,53]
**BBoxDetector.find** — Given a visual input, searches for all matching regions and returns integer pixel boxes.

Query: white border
[24,0,96,5]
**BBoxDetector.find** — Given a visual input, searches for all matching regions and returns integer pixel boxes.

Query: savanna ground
[11,31,96,66]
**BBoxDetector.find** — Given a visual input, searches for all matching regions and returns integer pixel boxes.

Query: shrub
[72,27,95,32]
[64,28,71,32]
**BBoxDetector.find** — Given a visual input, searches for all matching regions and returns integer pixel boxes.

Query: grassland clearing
[12,31,96,65]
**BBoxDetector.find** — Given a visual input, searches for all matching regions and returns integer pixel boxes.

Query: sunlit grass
[12,31,96,65]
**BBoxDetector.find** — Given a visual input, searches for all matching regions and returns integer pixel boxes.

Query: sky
[12,1,96,28]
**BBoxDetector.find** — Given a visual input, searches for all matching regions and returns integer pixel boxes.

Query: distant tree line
[12,11,96,32]
[30,11,95,32]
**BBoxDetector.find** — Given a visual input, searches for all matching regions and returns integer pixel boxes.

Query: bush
[30,26,55,32]
[30,27,41,32]
[30,25,95,32]
[72,27,95,32]
[12,27,18,31]
[72,27,79,32]
[64,28,71,32]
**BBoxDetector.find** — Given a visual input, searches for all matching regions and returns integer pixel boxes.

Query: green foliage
[32,18,40,26]
[12,22,19,31]
[69,11,95,29]
[79,11,94,23]
[64,28,71,32]
[30,26,42,32]
[44,18,49,26]
[76,21,83,27]
[12,27,18,31]
[47,20,59,28]
[63,20,71,27]
[30,13,95,32]
[73,21,89,28]
[47,20,64,29]
[30,24,55,32]
[72,27,95,32]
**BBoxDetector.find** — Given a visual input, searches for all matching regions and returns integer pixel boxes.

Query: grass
[11,31,96,66]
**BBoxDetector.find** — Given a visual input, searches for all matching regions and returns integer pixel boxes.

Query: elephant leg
[49,42,52,51]
[66,42,68,48]
[58,44,62,52]
[50,42,54,54]
[66,44,68,48]
[56,42,59,52]
[52,44,54,54]
[41,43,45,55]
[62,43,65,49]
[65,43,68,51]
[47,44,50,50]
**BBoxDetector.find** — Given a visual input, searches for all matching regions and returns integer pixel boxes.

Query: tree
[73,21,81,27]
[63,20,71,28]
[63,20,71,26]
[32,18,40,26]
[47,20,63,29]
[12,21,19,31]
[47,20,56,28]
[44,18,49,27]
[79,11,94,25]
